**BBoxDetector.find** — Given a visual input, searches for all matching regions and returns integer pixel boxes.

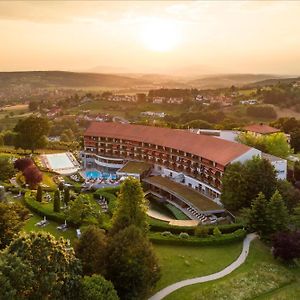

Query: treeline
[261,83,300,108]
[148,88,200,98]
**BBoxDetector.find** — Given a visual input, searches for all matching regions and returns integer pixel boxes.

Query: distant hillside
[188,74,280,89]
[247,76,300,87]
[0,71,150,89]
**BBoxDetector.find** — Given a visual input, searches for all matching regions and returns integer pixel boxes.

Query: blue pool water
[85,170,117,180]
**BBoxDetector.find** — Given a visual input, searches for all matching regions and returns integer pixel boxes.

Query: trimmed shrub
[179,232,189,239]
[149,229,247,246]
[213,226,222,237]
[36,185,43,202]
[53,190,61,213]
[161,231,173,237]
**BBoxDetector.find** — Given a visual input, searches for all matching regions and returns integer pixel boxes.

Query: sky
[0,0,300,75]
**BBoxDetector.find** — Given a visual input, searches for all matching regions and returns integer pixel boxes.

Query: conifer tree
[36,185,43,202]
[53,190,61,213]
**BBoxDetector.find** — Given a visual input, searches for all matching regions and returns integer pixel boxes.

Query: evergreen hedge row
[149,229,247,246]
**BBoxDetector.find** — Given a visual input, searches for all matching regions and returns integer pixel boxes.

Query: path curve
[149,233,257,300]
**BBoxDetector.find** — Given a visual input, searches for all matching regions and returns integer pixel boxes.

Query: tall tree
[276,180,300,211]
[266,190,289,235]
[248,192,269,236]
[36,185,43,202]
[106,225,160,300]
[80,275,119,300]
[74,226,107,276]
[14,116,49,153]
[53,190,61,213]
[0,232,81,299]
[294,160,300,181]
[110,178,148,235]
[64,187,70,205]
[290,129,300,153]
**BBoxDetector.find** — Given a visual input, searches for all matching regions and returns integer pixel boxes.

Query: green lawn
[41,172,57,189]
[22,213,77,243]
[163,240,300,300]
[118,161,152,174]
[153,241,243,293]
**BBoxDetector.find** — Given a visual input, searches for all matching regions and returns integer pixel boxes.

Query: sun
[139,18,181,52]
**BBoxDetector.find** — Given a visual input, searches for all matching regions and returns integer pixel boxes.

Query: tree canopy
[74,226,107,276]
[106,225,160,300]
[80,275,119,300]
[14,116,49,153]
[221,157,277,211]
[110,178,148,235]
[0,156,15,181]
[0,232,81,299]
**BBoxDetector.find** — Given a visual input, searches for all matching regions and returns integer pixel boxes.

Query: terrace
[117,161,152,178]
[143,176,224,214]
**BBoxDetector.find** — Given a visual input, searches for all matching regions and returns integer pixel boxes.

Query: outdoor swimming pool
[46,153,74,169]
[84,170,117,180]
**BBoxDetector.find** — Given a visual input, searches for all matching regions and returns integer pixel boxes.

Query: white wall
[231,148,261,164]
[271,159,287,180]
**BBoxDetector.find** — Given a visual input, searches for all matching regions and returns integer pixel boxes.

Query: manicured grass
[41,172,57,189]
[153,241,243,292]
[22,213,77,243]
[165,203,190,220]
[149,198,175,219]
[163,240,299,300]
[118,161,152,174]
[144,176,221,212]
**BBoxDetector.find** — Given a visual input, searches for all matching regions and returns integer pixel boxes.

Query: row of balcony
[84,139,224,171]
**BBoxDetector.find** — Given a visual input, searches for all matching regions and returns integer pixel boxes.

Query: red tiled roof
[85,122,253,166]
[243,124,280,134]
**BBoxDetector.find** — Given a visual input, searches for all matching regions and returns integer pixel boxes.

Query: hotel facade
[82,122,265,202]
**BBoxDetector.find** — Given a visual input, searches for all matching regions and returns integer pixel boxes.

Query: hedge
[149,218,244,236]
[149,229,247,246]
[23,192,66,224]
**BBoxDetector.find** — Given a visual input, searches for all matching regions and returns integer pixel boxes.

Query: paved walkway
[149,233,257,300]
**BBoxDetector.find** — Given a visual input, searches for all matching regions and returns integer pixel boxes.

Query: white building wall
[231,148,262,164]
[271,160,287,180]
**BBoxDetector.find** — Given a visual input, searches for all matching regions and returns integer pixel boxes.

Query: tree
[66,195,102,226]
[290,129,300,152]
[294,160,300,181]
[0,156,15,181]
[110,178,148,235]
[276,180,300,211]
[14,116,49,153]
[64,187,70,205]
[0,232,81,299]
[0,202,28,250]
[28,101,39,111]
[266,190,289,235]
[74,226,107,276]
[36,185,43,202]
[272,231,300,262]
[221,157,277,210]
[23,165,43,189]
[248,192,269,236]
[238,132,291,158]
[106,225,160,300]
[14,157,34,172]
[80,275,119,300]
[221,162,247,210]
[53,190,61,213]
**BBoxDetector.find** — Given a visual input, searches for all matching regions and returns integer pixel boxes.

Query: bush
[213,226,222,237]
[179,232,189,239]
[161,231,173,237]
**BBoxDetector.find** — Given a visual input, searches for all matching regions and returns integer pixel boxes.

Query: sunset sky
[1,1,300,75]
